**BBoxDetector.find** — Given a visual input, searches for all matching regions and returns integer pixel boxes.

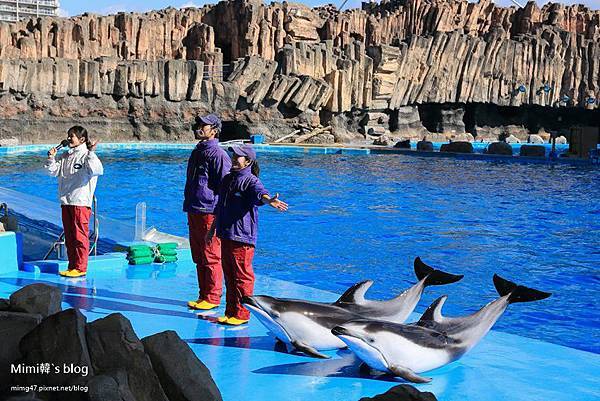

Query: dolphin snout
[331,326,351,336]
[241,296,258,307]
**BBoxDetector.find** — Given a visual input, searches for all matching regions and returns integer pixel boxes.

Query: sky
[57,0,598,17]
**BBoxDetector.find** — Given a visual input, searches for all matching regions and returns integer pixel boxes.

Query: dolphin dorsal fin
[334,280,374,305]
[418,295,448,323]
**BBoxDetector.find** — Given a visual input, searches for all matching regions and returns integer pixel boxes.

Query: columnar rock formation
[0,0,598,144]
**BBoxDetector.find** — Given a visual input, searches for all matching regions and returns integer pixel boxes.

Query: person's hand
[47,147,57,158]
[267,193,288,212]
[89,140,100,152]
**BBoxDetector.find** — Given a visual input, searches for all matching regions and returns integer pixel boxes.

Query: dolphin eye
[368,338,376,343]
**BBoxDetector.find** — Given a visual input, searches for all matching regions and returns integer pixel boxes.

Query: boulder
[87,372,136,401]
[366,126,387,137]
[87,375,124,401]
[393,106,427,137]
[528,134,544,144]
[359,384,438,401]
[520,145,546,157]
[486,142,513,156]
[142,330,222,401]
[555,135,568,144]
[504,134,521,144]
[452,132,475,142]
[440,141,473,153]
[0,298,9,311]
[424,133,447,142]
[86,313,169,401]
[393,139,411,149]
[416,140,434,151]
[0,312,43,392]
[0,311,42,364]
[373,134,396,146]
[19,309,92,386]
[0,137,19,146]
[439,107,466,134]
[9,284,62,318]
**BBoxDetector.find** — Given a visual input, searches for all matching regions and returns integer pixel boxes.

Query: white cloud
[180,1,201,8]
[57,7,69,17]
[100,4,133,15]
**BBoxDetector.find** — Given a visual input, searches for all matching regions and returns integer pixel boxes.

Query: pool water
[1,148,599,354]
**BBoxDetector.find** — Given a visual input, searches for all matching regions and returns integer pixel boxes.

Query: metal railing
[0,13,18,21]
[0,0,58,6]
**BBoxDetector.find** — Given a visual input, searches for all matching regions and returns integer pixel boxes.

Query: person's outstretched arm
[261,193,288,211]
[248,177,289,212]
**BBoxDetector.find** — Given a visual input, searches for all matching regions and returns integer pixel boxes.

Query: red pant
[61,205,91,272]
[221,238,255,320]
[188,213,223,304]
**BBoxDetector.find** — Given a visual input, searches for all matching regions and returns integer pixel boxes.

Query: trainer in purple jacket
[208,145,288,325]
[183,114,231,311]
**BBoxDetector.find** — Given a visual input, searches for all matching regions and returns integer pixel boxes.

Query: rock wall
[0,0,598,144]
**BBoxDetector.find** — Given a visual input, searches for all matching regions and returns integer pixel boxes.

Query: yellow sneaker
[222,316,249,326]
[217,315,229,323]
[188,300,219,310]
[187,299,201,308]
[64,270,86,278]
[59,270,70,277]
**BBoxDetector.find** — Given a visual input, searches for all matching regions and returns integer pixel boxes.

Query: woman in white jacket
[46,126,103,277]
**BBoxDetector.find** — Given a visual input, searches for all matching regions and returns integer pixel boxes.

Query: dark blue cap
[228,145,257,161]
[198,114,222,131]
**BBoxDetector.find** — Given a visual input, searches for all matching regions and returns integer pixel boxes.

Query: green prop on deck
[128,245,153,252]
[128,256,155,265]
[157,249,177,257]
[157,243,178,251]
[128,248,154,258]
[155,255,178,263]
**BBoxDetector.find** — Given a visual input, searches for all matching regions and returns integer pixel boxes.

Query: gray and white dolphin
[242,257,463,358]
[332,274,551,383]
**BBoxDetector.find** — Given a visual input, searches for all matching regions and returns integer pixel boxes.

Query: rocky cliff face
[0,0,598,144]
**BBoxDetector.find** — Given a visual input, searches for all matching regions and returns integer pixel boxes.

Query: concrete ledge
[22,252,128,274]
[0,232,21,274]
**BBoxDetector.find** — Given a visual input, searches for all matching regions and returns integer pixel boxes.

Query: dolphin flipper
[292,340,331,359]
[388,364,432,383]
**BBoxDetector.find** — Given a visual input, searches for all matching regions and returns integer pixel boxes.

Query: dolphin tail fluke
[388,364,432,383]
[493,274,552,304]
[292,340,330,359]
[414,257,464,287]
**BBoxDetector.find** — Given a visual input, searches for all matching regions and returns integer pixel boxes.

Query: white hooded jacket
[45,143,104,207]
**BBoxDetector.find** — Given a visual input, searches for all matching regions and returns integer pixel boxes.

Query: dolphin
[242,257,463,358]
[332,274,551,383]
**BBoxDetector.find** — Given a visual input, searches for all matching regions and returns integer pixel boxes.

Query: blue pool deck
[0,258,598,401]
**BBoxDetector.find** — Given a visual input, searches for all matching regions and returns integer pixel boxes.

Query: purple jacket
[215,167,269,246]
[183,139,231,214]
